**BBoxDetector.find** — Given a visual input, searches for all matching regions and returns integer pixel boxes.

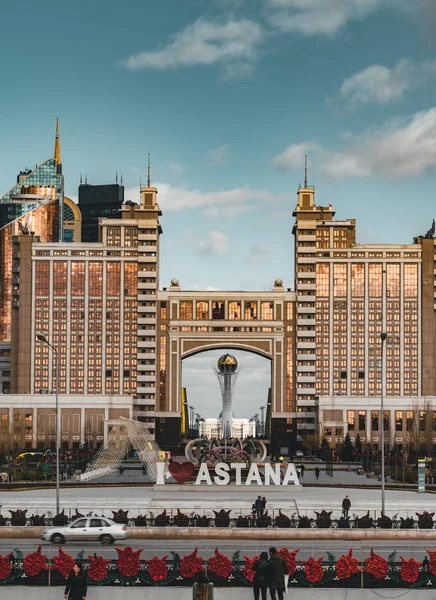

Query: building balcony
[138,306,156,313]
[136,410,156,417]
[137,341,156,348]
[297,295,315,303]
[297,330,315,337]
[297,375,316,383]
[137,317,157,325]
[297,235,316,242]
[297,353,316,361]
[297,318,315,326]
[297,283,316,290]
[297,257,316,264]
[297,387,316,395]
[297,365,316,373]
[297,422,316,430]
[138,294,157,302]
[137,329,156,336]
[136,386,156,394]
[297,341,316,349]
[137,352,156,360]
[137,364,156,372]
[137,374,157,382]
[138,271,157,278]
[138,254,157,262]
[138,234,157,241]
[297,271,316,278]
[138,282,157,290]
[297,306,316,314]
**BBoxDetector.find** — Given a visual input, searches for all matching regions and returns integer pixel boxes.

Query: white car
[40,516,128,545]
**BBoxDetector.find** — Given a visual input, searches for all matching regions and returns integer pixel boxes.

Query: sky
[2,1,436,417]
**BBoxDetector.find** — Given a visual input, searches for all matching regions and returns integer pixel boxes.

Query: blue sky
[1,2,436,292]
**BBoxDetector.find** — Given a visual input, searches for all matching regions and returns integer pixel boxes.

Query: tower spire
[54,117,61,165]
[80,173,83,185]
[116,170,118,184]
[120,172,123,186]
[147,153,151,187]
[304,154,308,188]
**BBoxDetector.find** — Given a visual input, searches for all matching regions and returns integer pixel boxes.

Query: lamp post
[380,331,387,515]
[36,333,60,515]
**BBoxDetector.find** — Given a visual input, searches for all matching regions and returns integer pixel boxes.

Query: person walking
[268,547,289,600]
[64,562,87,600]
[252,551,271,600]
[342,495,351,518]
[255,496,264,517]
[315,467,320,480]
[300,464,305,478]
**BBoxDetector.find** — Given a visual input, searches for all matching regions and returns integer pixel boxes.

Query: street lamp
[36,333,60,515]
[380,331,387,514]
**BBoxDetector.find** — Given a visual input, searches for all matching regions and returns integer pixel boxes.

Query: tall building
[78,181,124,242]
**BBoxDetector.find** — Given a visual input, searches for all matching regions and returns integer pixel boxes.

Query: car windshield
[70,519,87,528]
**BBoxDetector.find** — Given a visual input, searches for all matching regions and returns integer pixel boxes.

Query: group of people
[252,547,289,600]
[252,495,267,517]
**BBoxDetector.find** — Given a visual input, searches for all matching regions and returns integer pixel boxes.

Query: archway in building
[181,347,272,438]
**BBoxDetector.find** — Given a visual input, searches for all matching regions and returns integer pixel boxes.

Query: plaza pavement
[0,472,432,520]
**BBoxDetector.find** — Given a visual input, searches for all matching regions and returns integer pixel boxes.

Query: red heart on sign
[168,462,195,485]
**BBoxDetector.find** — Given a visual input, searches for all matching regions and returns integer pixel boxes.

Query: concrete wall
[4,588,434,600]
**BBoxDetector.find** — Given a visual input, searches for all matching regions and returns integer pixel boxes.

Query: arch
[181,343,273,362]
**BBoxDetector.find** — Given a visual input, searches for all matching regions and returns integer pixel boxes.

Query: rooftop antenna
[304,154,308,188]
[120,172,123,186]
[116,170,118,184]
[147,153,151,187]
[80,173,83,185]
[140,176,142,188]
[85,174,88,185]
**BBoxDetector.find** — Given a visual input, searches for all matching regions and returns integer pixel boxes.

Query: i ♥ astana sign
[156,462,300,486]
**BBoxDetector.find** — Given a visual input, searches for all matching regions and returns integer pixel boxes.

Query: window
[53,261,67,295]
[244,302,257,320]
[71,519,87,529]
[71,262,85,296]
[347,411,355,431]
[371,410,379,431]
[395,411,403,432]
[333,264,347,297]
[404,264,418,297]
[35,261,50,295]
[261,301,273,320]
[107,262,120,296]
[316,264,329,297]
[229,301,241,320]
[386,264,400,297]
[369,264,382,297]
[180,301,193,320]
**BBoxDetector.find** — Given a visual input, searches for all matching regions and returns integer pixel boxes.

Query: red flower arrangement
[302,556,324,584]
[146,556,168,582]
[400,557,421,584]
[179,547,204,579]
[243,555,258,583]
[116,546,143,578]
[87,555,111,582]
[52,547,74,578]
[207,548,233,579]
[278,548,299,577]
[427,550,436,577]
[23,546,47,577]
[0,554,12,580]
[335,549,360,580]
[364,549,389,579]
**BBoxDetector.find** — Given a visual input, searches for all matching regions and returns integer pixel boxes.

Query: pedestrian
[342,495,351,518]
[255,495,264,517]
[64,562,87,600]
[252,551,271,600]
[261,496,267,513]
[296,465,302,478]
[315,467,320,480]
[300,464,305,478]
[268,546,288,600]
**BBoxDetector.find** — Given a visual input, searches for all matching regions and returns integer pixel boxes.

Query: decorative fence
[2,509,436,529]
[1,545,436,588]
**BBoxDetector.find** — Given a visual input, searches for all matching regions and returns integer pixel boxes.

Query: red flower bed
[364,549,389,579]
[146,556,168,582]
[243,555,258,583]
[179,547,204,579]
[400,557,421,584]
[427,550,436,577]
[0,554,12,580]
[302,556,324,584]
[116,546,143,578]
[207,548,232,579]
[278,548,299,577]
[52,547,74,578]
[335,549,360,580]
[87,555,111,581]
[23,546,47,577]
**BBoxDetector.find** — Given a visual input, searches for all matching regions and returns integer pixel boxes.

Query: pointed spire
[120,172,123,186]
[147,153,151,187]
[54,117,61,165]
[304,154,308,188]
[80,173,83,185]
[140,176,142,188]
[85,174,88,185]
[116,170,118,184]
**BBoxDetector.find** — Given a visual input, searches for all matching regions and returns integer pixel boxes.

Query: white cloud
[187,284,221,291]
[340,59,436,108]
[156,182,278,212]
[267,0,393,36]
[251,244,274,254]
[272,107,436,178]
[199,231,230,255]
[122,18,263,79]
[206,144,230,167]
[165,160,184,176]
[271,142,320,172]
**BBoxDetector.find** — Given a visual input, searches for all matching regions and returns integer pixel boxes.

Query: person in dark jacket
[342,495,351,518]
[64,562,87,600]
[268,547,288,600]
[252,551,271,600]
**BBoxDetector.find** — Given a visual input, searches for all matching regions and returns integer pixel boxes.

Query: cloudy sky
[2,1,436,416]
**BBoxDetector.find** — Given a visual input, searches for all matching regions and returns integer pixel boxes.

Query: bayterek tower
[215,354,239,439]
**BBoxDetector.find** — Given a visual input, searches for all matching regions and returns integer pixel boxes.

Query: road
[0,538,433,560]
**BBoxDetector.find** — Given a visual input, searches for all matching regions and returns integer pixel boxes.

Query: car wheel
[51,533,65,545]
[100,534,113,545]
